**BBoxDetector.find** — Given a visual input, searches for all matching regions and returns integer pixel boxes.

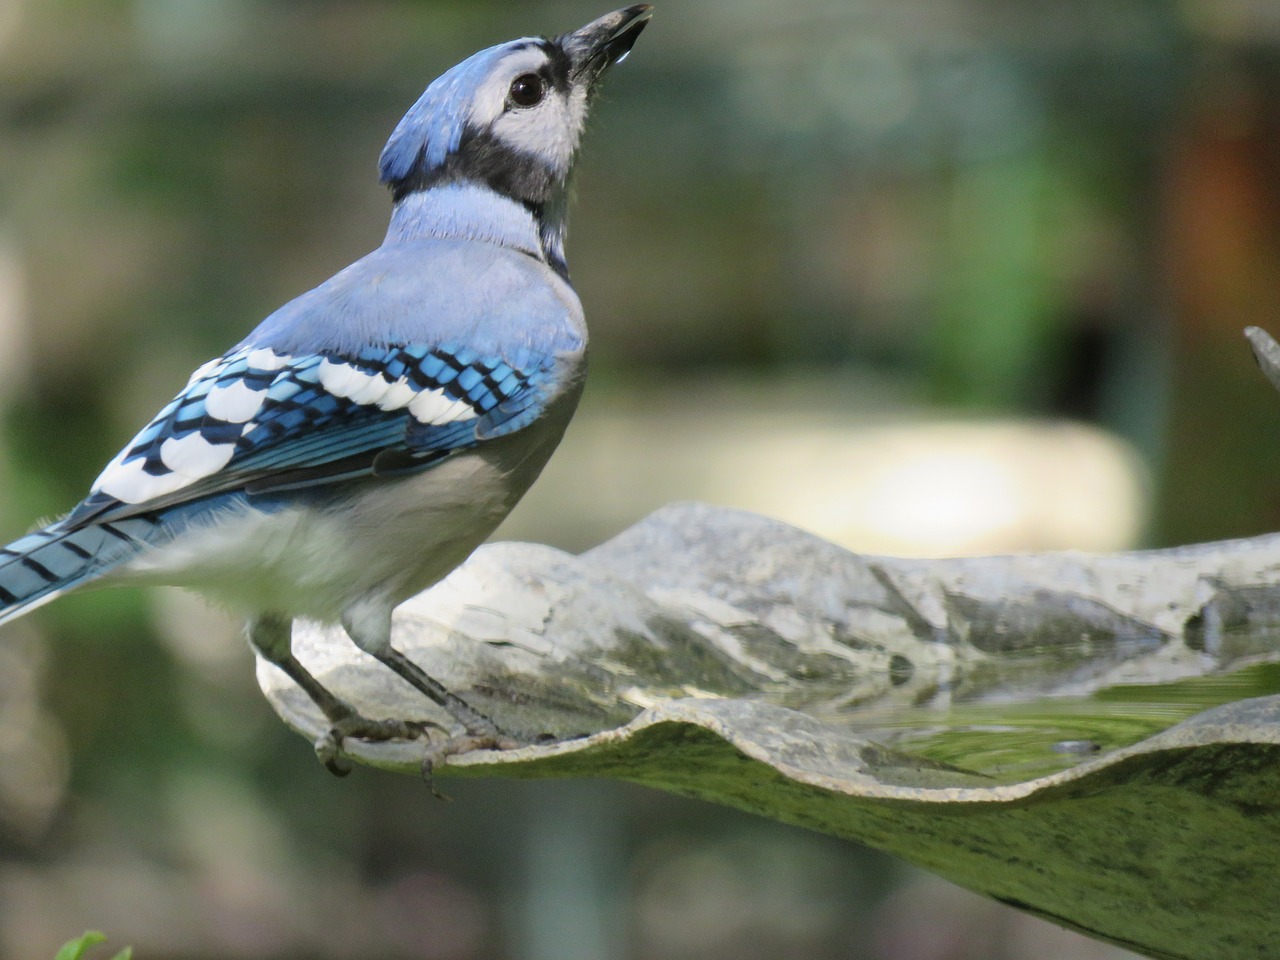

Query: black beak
[561,5,653,84]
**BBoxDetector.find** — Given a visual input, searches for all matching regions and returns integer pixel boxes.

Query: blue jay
[0,6,652,775]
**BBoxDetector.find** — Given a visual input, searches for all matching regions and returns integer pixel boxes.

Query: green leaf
[53,932,106,960]
[52,932,132,960]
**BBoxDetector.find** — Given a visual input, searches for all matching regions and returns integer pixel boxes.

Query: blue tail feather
[0,515,165,625]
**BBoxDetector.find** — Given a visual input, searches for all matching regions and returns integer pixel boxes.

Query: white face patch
[468,46,587,174]
[468,47,551,127]
[489,86,586,174]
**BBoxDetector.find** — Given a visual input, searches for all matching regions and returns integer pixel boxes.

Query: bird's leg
[248,613,436,776]
[342,603,520,751]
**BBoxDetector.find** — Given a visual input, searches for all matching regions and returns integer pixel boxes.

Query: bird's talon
[314,731,353,777]
[312,714,439,776]
[420,757,453,802]
[324,755,353,777]
[417,729,522,789]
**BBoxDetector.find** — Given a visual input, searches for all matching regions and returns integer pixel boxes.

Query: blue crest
[378,38,537,186]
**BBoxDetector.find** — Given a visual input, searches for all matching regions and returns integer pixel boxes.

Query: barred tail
[0,515,164,626]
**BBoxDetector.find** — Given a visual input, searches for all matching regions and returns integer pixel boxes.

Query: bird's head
[379,6,652,212]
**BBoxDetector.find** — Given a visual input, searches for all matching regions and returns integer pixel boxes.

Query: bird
[0,5,652,775]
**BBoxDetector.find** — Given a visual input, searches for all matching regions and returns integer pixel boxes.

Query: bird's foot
[314,714,444,777]
[420,728,523,800]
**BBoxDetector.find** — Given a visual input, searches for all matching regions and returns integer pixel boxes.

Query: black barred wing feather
[66,342,559,527]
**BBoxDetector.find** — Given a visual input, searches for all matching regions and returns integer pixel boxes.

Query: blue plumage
[379,43,521,183]
[69,339,560,524]
[0,6,652,774]
[0,516,169,610]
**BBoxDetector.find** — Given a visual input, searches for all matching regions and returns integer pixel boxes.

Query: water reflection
[846,659,1280,783]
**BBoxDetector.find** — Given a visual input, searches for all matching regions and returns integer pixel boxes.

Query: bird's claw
[313,714,443,778]
[420,730,523,800]
[310,707,530,792]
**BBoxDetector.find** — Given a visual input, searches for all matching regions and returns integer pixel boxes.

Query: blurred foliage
[53,931,131,960]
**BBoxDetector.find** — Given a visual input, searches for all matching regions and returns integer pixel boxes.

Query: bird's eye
[508,73,545,108]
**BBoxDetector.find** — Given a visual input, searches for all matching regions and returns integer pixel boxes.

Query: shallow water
[850,660,1280,783]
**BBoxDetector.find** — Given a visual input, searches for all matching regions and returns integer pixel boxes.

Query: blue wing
[66,341,561,527]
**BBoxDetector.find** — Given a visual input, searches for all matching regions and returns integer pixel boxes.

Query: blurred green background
[2,0,1279,957]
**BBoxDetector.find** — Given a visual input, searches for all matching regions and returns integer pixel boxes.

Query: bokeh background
[1,0,1279,957]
